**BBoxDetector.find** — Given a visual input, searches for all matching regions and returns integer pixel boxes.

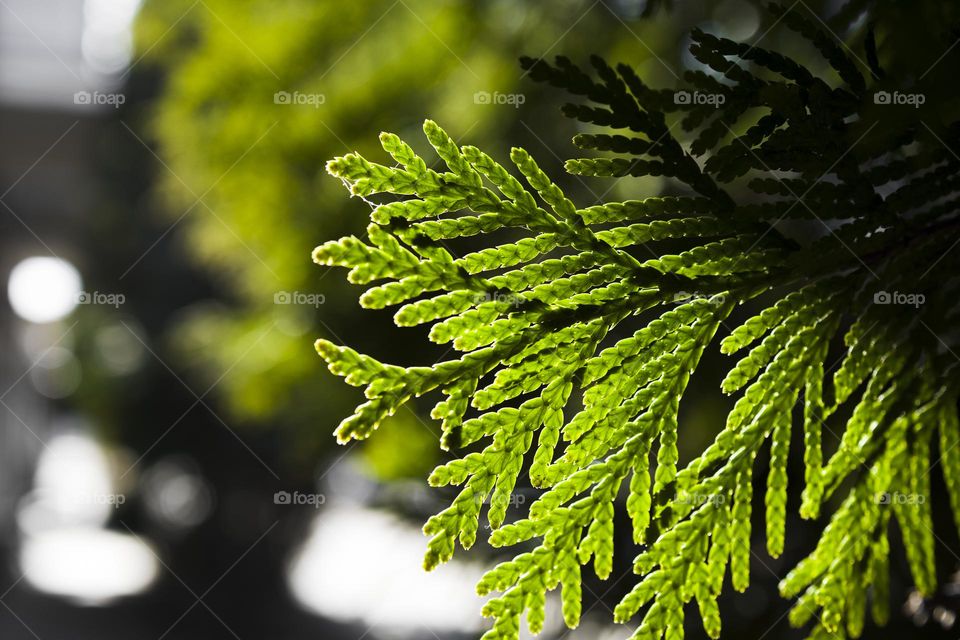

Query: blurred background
[0,0,957,638]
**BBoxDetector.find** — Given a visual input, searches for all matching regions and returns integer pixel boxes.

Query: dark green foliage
[315,3,960,639]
